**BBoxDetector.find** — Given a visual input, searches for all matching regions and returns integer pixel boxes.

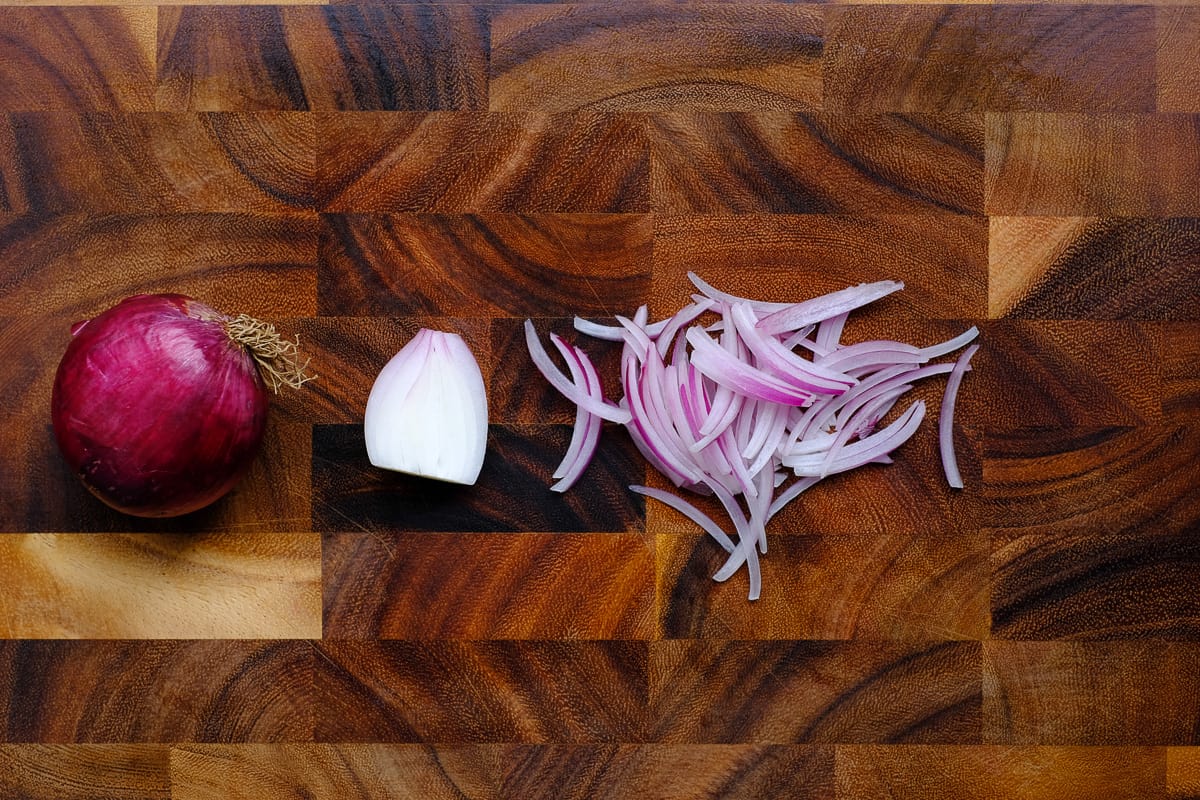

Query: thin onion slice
[688,272,797,315]
[657,298,716,358]
[729,303,856,395]
[815,340,924,373]
[524,320,631,424]
[816,312,848,352]
[548,335,593,480]
[525,275,979,602]
[939,343,980,489]
[756,280,905,335]
[782,401,926,476]
[547,335,604,493]
[920,326,980,360]
[629,485,736,553]
[575,315,671,341]
[688,326,819,406]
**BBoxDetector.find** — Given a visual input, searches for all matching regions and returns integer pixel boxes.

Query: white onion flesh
[365,329,488,485]
[525,278,979,600]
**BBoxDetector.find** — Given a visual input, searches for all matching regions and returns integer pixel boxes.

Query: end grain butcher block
[2,3,1200,799]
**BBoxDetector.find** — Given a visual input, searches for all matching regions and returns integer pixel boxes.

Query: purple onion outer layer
[50,294,270,518]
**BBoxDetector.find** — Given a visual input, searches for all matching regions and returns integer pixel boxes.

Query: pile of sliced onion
[526,273,979,600]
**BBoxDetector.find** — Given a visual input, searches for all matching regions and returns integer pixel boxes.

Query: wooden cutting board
[1,3,1199,798]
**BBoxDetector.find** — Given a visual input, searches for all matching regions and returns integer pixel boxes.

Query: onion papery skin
[51,294,270,518]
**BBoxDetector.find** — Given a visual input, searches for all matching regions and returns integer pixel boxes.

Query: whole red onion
[50,294,294,517]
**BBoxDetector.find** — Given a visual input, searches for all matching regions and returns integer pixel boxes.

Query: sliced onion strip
[548,335,594,479]
[547,335,604,493]
[688,326,818,407]
[782,401,926,476]
[574,315,671,341]
[756,280,905,335]
[816,312,848,352]
[524,321,631,424]
[629,485,736,553]
[939,343,980,489]
[688,271,796,315]
[656,298,716,359]
[730,303,856,395]
[920,326,980,360]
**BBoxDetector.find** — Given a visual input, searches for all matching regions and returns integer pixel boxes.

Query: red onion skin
[51,294,269,518]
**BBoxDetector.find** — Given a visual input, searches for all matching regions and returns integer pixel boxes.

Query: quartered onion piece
[525,277,979,601]
[365,329,487,485]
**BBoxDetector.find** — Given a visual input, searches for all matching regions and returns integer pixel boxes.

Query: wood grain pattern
[0,745,170,800]
[313,424,645,533]
[983,422,1200,537]
[0,533,321,639]
[649,641,981,744]
[825,6,1155,112]
[836,746,1167,800]
[490,5,822,112]
[1169,748,1200,800]
[649,112,983,213]
[10,0,325,4]
[316,113,649,212]
[658,531,989,640]
[0,316,72,424]
[157,6,488,112]
[986,114,1200,215]
[323,532,656,639]
[0,114,315,213]
[170,744,500,800]
[992,0,1200,4]
[984,641,1200,745]
[491,745,834,800]
[989,217,1200,319]
[1161,323,1200,419]
[312,641,647,743]
[0,8,156,112]
[0,4,1197,796]
[973,321,1161,431]
[0,214,318,318]
[651,214,988,319]
[168,744,835,800]
[318,214,652,316]
[0,641,312,742]
[992,528,1200,640]
[1158,9,1200,113]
